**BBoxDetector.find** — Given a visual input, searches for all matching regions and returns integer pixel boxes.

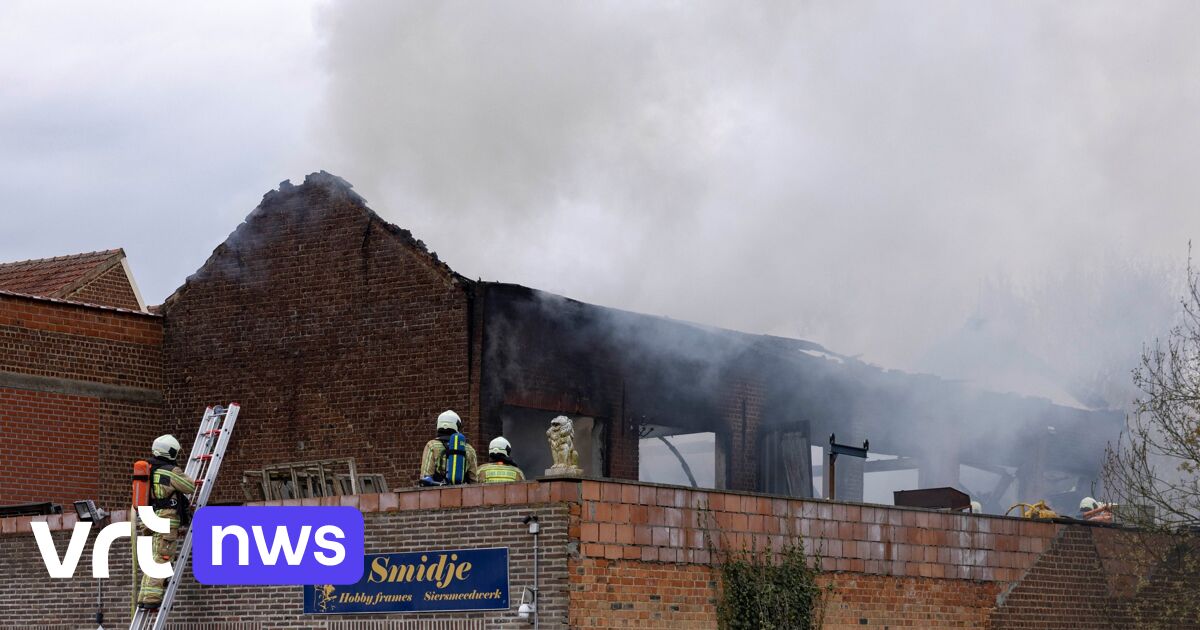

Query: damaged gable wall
[161,173,475,503]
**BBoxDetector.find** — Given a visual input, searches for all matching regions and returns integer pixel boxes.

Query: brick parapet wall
[0,479,1172,628]
[571,478,1058,583]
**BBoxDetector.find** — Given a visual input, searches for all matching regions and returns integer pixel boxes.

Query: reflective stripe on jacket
[420,439,479,482]
[478,462,525,484]
[153,464,196,499]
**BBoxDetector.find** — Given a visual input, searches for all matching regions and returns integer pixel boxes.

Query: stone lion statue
[545,415,582,476]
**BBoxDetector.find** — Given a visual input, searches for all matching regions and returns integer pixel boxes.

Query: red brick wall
[0,294,161,377]
[991,527,1136,629]
[572,479,1056,581]
[0,389,99,505]
[161,175,473,504]
[95,399,164,508]
[823,572,1000,628]
[0,294,162,509]
[570,558,717,628]
[0,479,1187,629]
[65,263,141,311]
[569,560,1001,630]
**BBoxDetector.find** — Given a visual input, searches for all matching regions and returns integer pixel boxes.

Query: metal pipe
[95,571,103,628]
[533,519,540,630]
[828,451,837,501]
[524,515,540,629]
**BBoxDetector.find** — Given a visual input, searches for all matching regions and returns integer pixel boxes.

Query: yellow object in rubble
[1006,501,1058,520]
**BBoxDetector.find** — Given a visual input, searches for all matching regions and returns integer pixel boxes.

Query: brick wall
[161,174,473,503]
[571,479,1057,581]
[720,379,764,492]
[0,479,1190,628]
[822,573,1000,628]
[991,527,1129,629]
[570,558,717,628]
[0,484,567,629]
[565,479,1057,628]
[0,388,100,505]
[66,263,142,311]
[0,293,162,508]
[0,293,161,380]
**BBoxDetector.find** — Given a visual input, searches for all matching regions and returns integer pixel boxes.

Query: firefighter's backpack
[439,433,469,485]
[148,461,192,526]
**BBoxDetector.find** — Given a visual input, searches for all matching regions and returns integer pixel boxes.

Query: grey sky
[2,1,1198,402]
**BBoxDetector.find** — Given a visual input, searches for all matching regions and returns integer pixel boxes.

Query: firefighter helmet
[152,434,182,460]
[1079,497,1100,513]
[489,436,513,457]
[436,410,462,432]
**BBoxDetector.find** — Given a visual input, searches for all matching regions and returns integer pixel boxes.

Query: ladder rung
[203,429,222,436]
[194,454,213,461]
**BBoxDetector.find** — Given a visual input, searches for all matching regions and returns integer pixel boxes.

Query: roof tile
[0,249,123,298]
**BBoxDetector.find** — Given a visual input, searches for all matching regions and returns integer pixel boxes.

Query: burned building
[478,281,1122,511]
[150,171,1120,514]
[0,172,1169,630]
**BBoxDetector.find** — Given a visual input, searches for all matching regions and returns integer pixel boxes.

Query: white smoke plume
[311,1,1200,409]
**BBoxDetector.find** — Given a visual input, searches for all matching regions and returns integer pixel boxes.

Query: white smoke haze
[312,1,1200,410]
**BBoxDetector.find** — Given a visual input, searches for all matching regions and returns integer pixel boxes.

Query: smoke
[312,1,1200,407]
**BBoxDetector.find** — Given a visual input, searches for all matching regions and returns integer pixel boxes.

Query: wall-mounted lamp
[73,500,108,523]
[73,500,109,629]
[517,586,537,623]
[521,515,540,628]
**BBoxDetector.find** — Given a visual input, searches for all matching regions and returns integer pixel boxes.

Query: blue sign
[304,548,510,614]
[192,506,365,585]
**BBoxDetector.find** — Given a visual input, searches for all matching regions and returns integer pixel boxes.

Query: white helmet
[489,436,512,457]
[970,501,982,514]
[1079,497,1100,513]
[436,410,462,432]
[152,435,182,460]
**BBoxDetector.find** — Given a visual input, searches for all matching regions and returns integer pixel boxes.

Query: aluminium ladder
[130,403,239,630]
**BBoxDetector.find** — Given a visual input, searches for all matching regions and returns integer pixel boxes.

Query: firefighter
[1079,496,1114,523]
[137,434,196,609]
[478,437,526,484]
[419,410,478,485]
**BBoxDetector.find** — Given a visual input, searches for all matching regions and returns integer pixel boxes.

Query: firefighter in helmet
[478,436,526,484]
[137,434,196,609]
[1079,496,1114,523]
[419,410,478,485]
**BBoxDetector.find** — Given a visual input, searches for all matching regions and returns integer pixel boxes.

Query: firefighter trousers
[137,509,182,606]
